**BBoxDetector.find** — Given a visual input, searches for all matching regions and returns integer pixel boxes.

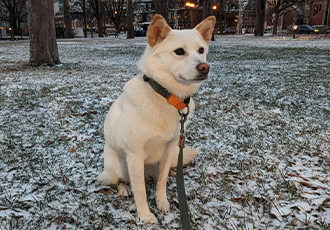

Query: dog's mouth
[177,74,208,84]
[193,74,208,82]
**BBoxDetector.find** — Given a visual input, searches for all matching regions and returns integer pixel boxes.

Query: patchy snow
[0,34,330,229]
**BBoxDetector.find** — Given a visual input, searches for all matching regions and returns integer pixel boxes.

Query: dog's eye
[174,48,185,56]
[198,47,204,54]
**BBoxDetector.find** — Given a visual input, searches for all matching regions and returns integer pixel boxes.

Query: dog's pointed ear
[194,16,216,44]
[147,14,171,47]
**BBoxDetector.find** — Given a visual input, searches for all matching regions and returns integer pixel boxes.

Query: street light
[293,25,297,38]
[185,2,197,8]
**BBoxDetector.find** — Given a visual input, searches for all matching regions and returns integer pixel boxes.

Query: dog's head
[138,14,215,92]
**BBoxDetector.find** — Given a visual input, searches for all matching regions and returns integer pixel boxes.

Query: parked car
[223,28,236,34]
[293,25,316,34]
[312,25,327,34]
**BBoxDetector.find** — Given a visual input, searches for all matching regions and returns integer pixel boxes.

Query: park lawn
[0,35,329,229]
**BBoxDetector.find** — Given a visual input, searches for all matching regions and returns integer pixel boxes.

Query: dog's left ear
[147,14,171,47]
[194,16,216,44]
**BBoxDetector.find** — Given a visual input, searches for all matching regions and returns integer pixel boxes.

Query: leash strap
[176,108,192,230]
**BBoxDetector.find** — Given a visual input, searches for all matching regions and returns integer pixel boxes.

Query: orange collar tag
[168,94,188,111]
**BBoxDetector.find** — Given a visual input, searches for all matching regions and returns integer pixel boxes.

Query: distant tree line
[0,0,28,40]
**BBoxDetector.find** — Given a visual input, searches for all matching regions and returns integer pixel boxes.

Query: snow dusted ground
[0,35,329,230]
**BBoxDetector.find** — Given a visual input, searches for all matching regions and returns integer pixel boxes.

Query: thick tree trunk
[255,0,266,36]
[127,0,134,39]
[28,0,60,67]
[64,0,74,38]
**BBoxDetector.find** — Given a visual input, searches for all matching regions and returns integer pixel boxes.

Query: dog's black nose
[196,63,210,74]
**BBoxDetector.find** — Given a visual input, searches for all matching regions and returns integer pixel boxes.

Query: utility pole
[237,0,243,34]
[174,0,178,29]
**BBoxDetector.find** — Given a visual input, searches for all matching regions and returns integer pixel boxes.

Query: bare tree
[0,0,27,40]
[89,0,105,37]
[28,0,60,66]
[72,0,88,38]
[267,0,309,35]
[64,0,74,38]
[215,0,238,34]
[127,0,134,38]
[255,0,266,36]
[105,0,126,33]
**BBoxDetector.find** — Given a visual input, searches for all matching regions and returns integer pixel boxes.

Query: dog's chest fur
[104,75,194,163]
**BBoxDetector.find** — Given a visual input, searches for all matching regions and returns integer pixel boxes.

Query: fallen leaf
[70,146,76,153]
[289,217,300,226]
[287,173,309,181]
[72,189,81,194]
[97,188,111,195]
[230,197,245,202]
[45,140,55,145]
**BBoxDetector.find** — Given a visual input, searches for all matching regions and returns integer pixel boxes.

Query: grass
[0,35,330,229]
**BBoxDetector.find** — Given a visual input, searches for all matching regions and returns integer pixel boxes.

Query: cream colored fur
[98,14,215,224]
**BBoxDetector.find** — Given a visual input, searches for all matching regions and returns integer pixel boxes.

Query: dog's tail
[170,146,199,168]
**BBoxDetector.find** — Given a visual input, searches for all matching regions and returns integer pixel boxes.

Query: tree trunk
[64,0,74,38]
[202,0,212,20]
[324,0,330,25]
[127,0,134,39]
[255,0,266,36]
[28,0,60,67]
[219,0,224,35]
[97,17,104,37]
[9,6,15,40]
[272,2,280,35]
[83,0,87,38]
[153,0,167,19]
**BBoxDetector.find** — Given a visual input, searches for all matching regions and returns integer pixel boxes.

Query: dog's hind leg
[98,144,131,196]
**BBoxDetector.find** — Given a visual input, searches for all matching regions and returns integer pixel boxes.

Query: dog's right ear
[147,14,171,48]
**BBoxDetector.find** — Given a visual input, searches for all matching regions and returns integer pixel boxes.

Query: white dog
[98,14,215,224]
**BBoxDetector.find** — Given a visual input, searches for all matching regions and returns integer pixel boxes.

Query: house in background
[309,0,330,25]
[265,0,330,31]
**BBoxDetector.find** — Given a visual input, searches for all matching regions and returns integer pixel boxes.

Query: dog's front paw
[156,199,170,213]
[139,212,158,224]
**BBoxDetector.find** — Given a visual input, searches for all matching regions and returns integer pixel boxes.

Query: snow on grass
[0,35,329,229]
